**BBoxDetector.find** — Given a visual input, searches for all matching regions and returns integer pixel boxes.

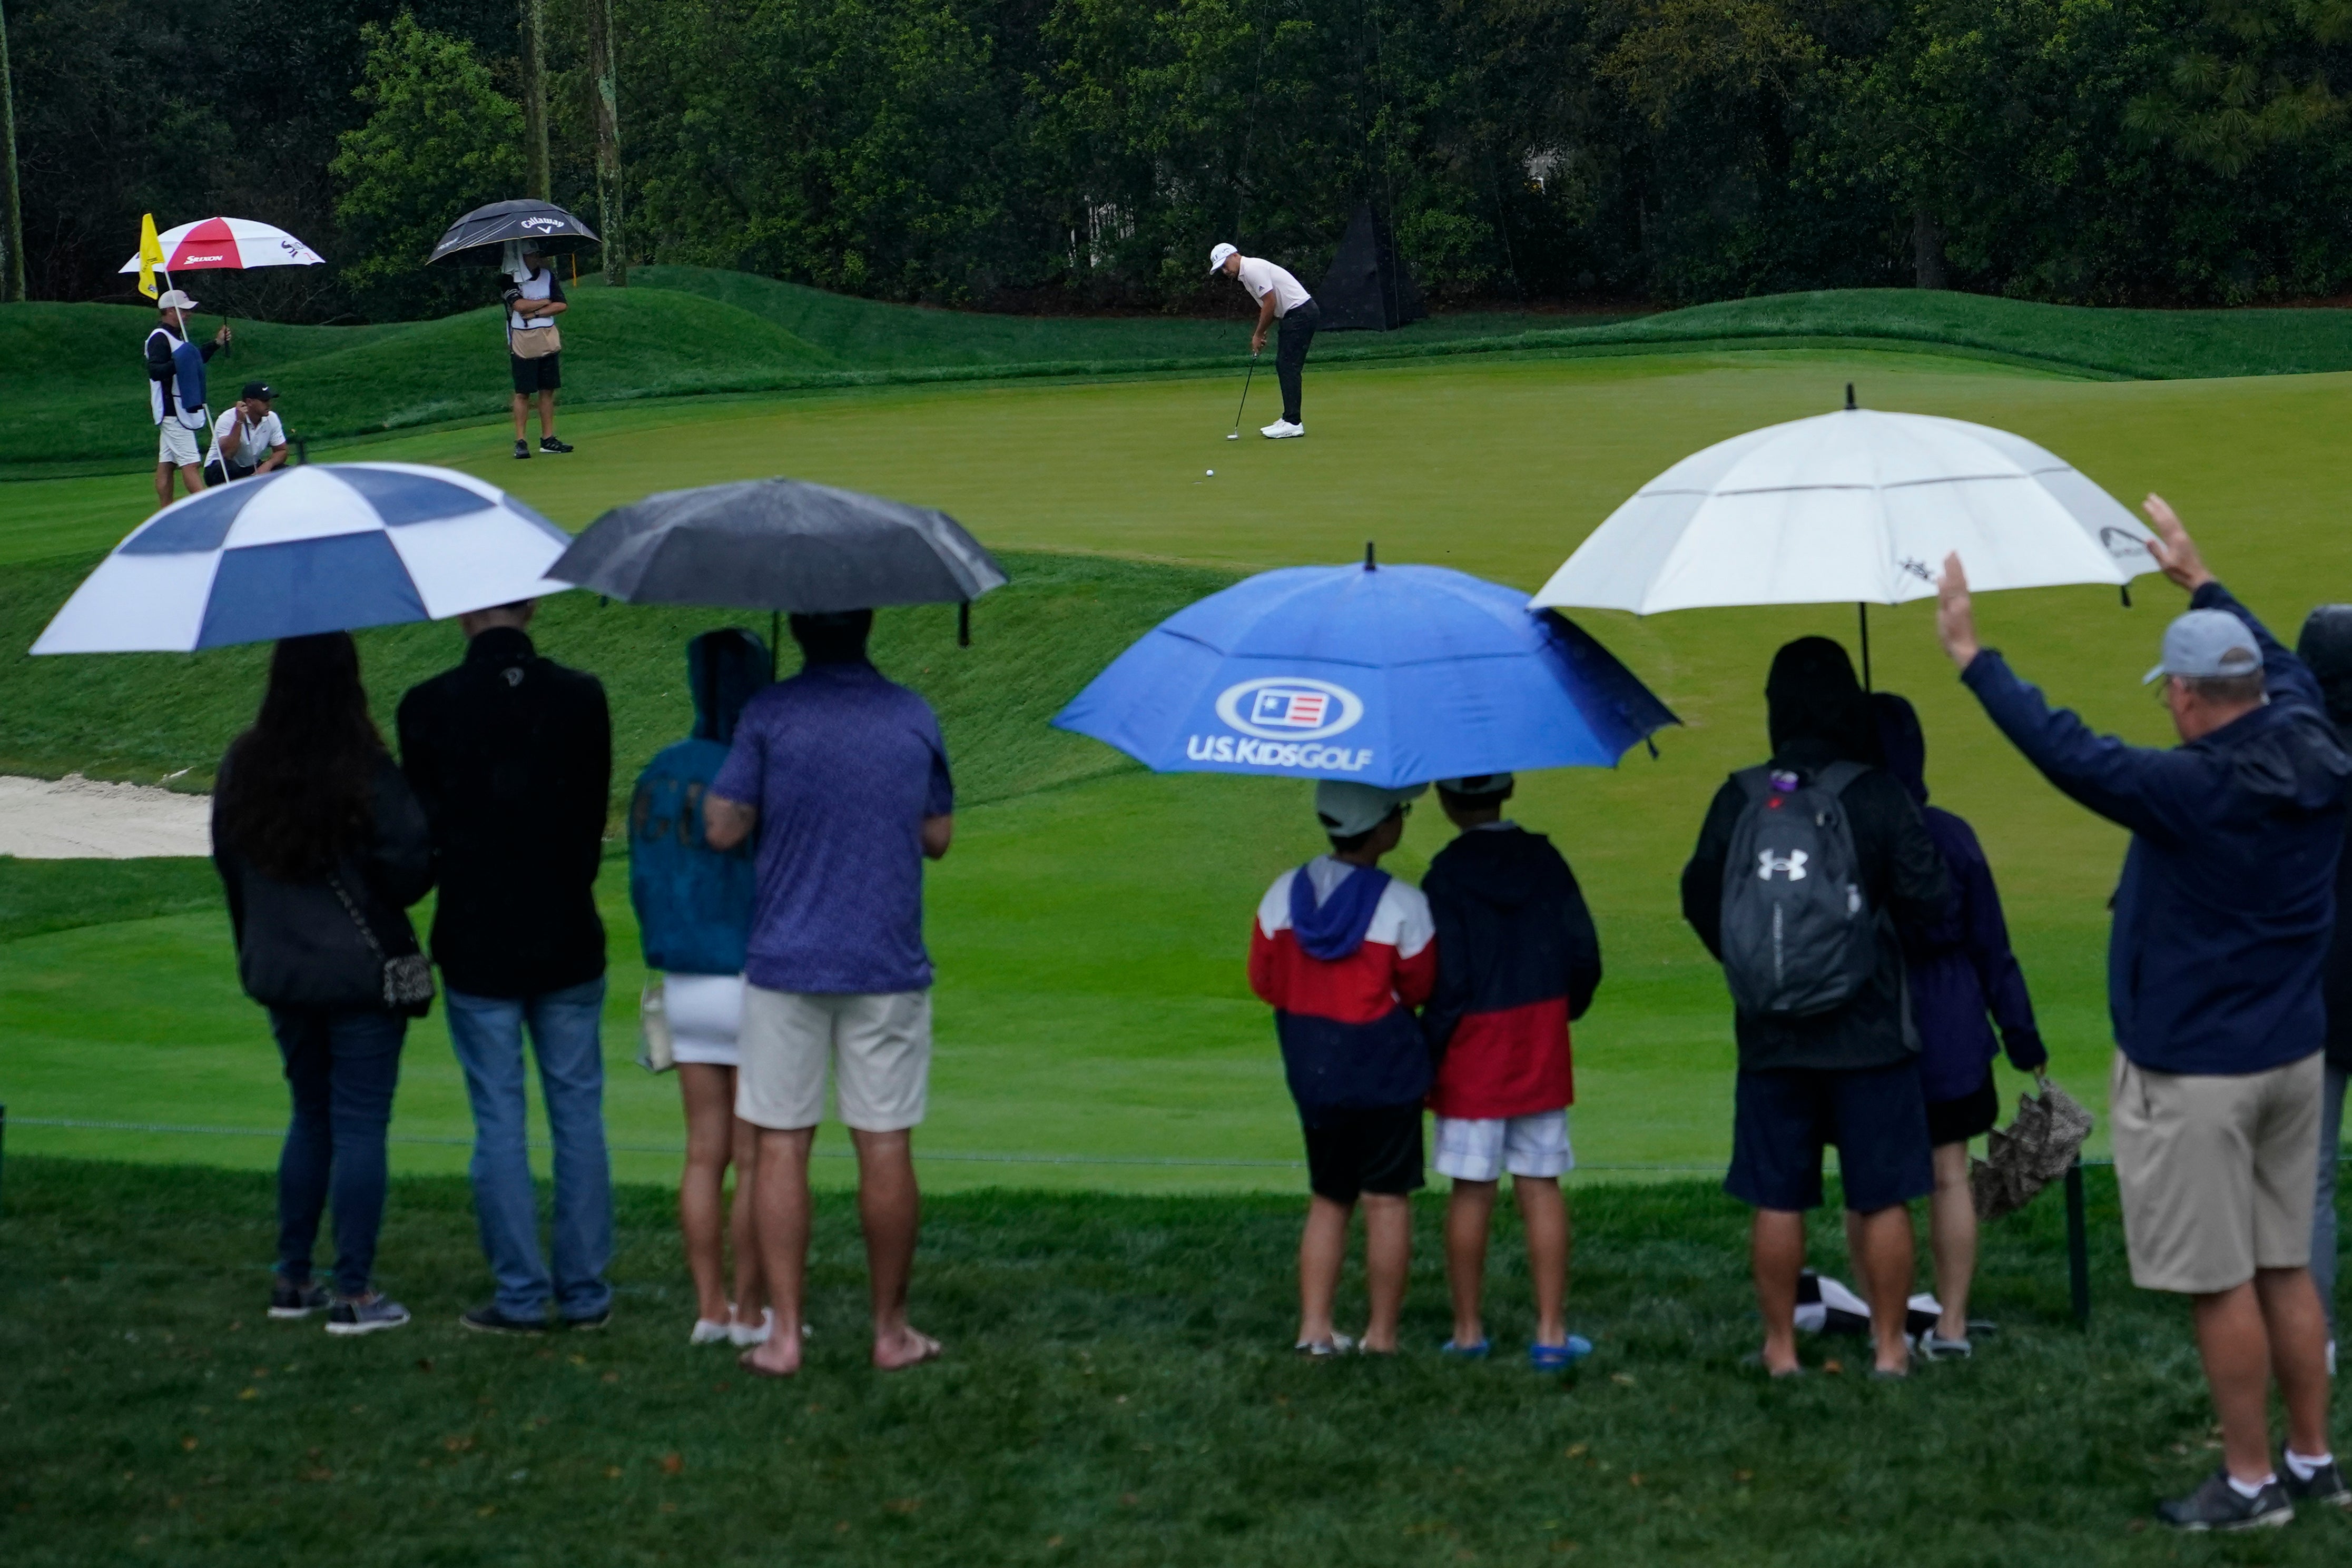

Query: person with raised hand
[1936,497,2349,1530]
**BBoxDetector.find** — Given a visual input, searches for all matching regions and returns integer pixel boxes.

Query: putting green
[6,346,2350,1189]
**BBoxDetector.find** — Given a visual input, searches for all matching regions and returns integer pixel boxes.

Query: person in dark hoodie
[1249,780,1438,1355]
[213,633,434,1336]
[631,629,772,1349]
[1420,772,1601,1369]
[1937,496,2348,1528]
[2295,604,2352,1379]
[1870,692,2048,1362]
[1681,637,1950,1379]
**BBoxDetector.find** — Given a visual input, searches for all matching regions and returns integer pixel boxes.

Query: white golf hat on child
[1314,780,1426,837]
[1208,242,1238,273]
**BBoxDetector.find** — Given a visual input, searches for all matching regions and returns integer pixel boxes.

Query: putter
[1227,354,1258,439]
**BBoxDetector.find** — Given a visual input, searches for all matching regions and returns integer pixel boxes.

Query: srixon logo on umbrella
[1188,678,1374,771]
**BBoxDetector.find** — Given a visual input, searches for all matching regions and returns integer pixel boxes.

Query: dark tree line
[11,0,2352,320]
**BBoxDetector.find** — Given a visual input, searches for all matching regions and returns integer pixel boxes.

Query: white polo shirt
[211,406,285,468]
[1235,255,1311,317]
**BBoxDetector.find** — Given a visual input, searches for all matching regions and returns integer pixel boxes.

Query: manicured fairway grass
[7,347,2352,1181]
[4,1155,2346,1568]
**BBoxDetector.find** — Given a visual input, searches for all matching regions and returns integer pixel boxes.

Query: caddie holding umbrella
[135,213,232,508]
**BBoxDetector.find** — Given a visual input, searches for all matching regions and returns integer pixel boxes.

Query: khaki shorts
[735,986,930,1132]
[2109,1049,2323,1294]
[158,420,201,467]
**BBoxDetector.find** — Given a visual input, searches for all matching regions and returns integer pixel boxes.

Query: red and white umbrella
[117,217,324,275]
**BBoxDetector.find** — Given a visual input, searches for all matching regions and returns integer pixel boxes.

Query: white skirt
[663,972,746,1067]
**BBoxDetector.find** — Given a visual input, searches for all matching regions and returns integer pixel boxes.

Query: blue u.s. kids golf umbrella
[1050,550,1678,789]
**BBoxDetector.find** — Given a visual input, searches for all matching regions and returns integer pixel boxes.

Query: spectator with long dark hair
[212,633,434,1336]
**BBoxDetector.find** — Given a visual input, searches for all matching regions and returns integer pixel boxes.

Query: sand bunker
[0,774,212,859]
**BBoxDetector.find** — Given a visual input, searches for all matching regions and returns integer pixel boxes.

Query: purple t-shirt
[710,662,953,994]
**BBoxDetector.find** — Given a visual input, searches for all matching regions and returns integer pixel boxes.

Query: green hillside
[12,271,2352,474]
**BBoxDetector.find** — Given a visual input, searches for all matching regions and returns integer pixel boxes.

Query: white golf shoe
[1260,420,1304,439]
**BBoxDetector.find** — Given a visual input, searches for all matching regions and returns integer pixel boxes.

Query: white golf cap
[1208,242,1238,273]
[1435,773,1515,797]
[1315,780,1426,837]
[2143,608,2262,684]
[155,289,199,310]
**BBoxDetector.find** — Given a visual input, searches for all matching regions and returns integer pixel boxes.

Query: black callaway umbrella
[549,478,1010,667]
[427,199,601,266]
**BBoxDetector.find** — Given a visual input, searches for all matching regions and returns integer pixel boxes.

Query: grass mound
[14,269,2352,473]
[6,1155,2342,1566]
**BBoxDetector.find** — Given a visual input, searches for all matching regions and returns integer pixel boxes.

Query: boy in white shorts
[1419,775,1603,1369]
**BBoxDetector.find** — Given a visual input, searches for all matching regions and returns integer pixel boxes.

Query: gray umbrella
[549,478,1009,649]
[427,199,601,266]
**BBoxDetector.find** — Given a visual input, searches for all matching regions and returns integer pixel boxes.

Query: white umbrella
[116,216,324,274]
[32,464,573,654]
[1530,392,2160,678]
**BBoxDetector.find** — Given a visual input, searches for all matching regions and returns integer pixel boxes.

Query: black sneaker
[2156,1470,2294,1531]
[326,1293,411,1336]
[459,1305,548,1336]
[539,436,573,454]
[268,1277,330,1319]
[513,439,530,460]
[2282,1456,2351,1509]
[563,1307,613,1332]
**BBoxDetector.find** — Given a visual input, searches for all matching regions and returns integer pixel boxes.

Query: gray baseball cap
[1314,780,1425,837]
[2143,608,2262,685]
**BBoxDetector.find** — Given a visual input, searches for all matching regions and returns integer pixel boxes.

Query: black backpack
[1717,762,1878,1018]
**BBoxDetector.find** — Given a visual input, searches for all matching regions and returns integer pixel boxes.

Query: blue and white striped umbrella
[32,464,575,654]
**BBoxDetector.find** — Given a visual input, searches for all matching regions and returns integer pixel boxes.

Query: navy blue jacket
[1961,582,2350,1076]
[1873,695,2044,1101]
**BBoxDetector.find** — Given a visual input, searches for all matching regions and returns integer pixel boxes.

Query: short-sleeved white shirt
[211,406,285,468]
[1235,255,1311,317]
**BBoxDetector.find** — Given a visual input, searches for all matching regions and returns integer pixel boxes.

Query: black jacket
[2294,603,2352,1073]
[1421,825,1602,1052]
[1681,736,1951,1072]
[396,627,612,998]
[212,753,434,1012]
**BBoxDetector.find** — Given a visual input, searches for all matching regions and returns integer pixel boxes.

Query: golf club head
[1226,431,1239,440]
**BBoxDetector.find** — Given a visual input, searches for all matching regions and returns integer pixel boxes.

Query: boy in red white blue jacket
[1419,774,1601,1369]
[1248,780,1438,1355]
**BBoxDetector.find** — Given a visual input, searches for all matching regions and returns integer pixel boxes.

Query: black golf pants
[1276,298,1320,425]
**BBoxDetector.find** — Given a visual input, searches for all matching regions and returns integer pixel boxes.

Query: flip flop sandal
[1528,1336,1593,1372]
[1440,1338,1491,1360]
[1294,1334,1356,1357]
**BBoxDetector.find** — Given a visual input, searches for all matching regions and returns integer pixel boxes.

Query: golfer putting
[1211,243,1318,439]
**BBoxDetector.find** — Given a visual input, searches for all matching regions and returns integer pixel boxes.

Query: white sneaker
[1260,420,1304,439]
[729,1307,776,1347]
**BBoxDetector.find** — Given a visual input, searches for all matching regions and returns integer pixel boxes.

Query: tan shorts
[2109,1049,2323,1294]
[735,986,930,1132]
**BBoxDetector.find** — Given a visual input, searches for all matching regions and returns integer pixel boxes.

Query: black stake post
[958,600,971,648]
[2065,1158,2091,1328]
[770,609,780,680]
[1857,603,1872,691]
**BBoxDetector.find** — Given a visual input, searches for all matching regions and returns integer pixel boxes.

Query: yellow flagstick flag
[137,214,165,300]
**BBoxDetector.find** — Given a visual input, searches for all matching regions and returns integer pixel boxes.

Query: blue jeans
[2317,1062,2347,1340]
[270,1008,407,1299]
[445,979,613,1320]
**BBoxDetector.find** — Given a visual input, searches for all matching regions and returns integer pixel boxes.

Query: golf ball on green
[1205,469,1215,476]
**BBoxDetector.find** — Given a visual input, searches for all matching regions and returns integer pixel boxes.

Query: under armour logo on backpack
[1757,849,1808,881]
